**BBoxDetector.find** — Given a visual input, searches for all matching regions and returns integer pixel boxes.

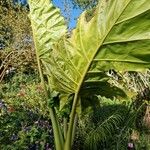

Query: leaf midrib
[74,0,132,96]
[116,7,150,25]
[93,59,150,64]
[103,38,150,45]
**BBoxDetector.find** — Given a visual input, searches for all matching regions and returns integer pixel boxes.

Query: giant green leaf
[42,0,150,98]
[29,0,150,107]
[29,0,67,60]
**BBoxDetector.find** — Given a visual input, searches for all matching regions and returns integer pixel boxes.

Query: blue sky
[19,0,82,29]
[53,0,82,29]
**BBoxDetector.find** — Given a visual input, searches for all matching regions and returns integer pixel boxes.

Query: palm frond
[84,114,122,150]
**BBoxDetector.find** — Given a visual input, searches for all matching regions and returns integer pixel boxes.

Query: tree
[71,0,98,9]
[0,0,36,82]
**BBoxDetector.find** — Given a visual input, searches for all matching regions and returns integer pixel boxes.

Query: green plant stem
[64,93,79,150]
[63,117,68,140]
[37,58,64,150]
[72,114,78,145]
[49,108,64,150]
[31,13,64,148]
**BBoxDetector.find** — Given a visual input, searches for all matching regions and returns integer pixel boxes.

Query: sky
[19,0,83,29]
[53,0,82,29]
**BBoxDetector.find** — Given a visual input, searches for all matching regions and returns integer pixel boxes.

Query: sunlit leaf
[29,0,150,108]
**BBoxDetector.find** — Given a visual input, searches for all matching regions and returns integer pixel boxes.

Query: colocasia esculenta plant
[29,0,150,149]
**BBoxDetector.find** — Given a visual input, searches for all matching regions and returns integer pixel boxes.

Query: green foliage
[136,134,150,150]
[0,109,54,150]
[0,72,54,150]
[75,98,149,150]
[29,0,67,58]
[30,0,150,109]
[29,0,150,149]
[0,0,31,49]
[71,0,98,9]
[0,0,37,82]
[0,71,52,116]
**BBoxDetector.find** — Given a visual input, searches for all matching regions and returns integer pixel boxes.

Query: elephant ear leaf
[29,0,150,110]
[43,0,150,97]
[29,0,67,60]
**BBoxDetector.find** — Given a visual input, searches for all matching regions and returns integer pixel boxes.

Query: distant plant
[0,0,37,82]
[0,107,54,150]
[0,71,55,150]
[71,0,98,9]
